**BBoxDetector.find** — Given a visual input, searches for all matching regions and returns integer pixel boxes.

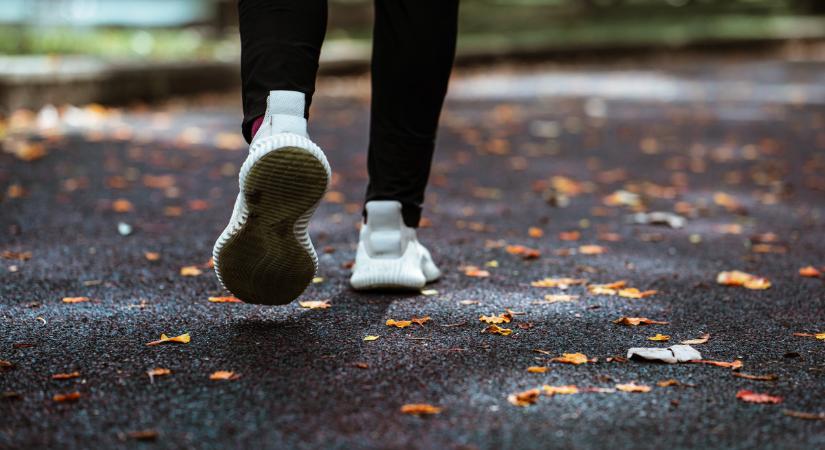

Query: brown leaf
[691,359,743,370]
[527,366,549,373]
[53,391,81,402]
[793,332,825,340]
[400,403,442,415]
[62,297,90,304]
[505,245,541,260]
[51,371,80,380]
[736,389,782,404]
[127,430,159,441]
[479,312,512,324]
[411,316,431,326]
[680,333,710,345]
[541,294,580,304]
[111,198,134,213]
[483,324,513,336]
[782,410,825,421]
[146,333,190,346]
[508,388,541,406]
[732,372,778,381]
[550,353,590,365]
[613,317,669,326]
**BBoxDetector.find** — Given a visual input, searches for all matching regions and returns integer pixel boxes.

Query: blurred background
[1,0,825,112]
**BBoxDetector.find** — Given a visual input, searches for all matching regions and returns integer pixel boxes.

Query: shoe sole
[350,243,427,291]
[213,134,330,305]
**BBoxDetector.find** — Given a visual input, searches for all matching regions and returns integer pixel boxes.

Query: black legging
[239,0,459,227]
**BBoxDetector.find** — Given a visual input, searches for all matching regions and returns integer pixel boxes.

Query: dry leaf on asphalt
[386,319,413,328]
[461,265,490,277]
[147,368,172,380]
[400,403,442,415]
[617,288,658,299]
[411,316,431,326]
[542,385,579,395]
[578,245,607,255]
[127,430,159,441]
[798,266,821,278]
[691,359,743,370]
[680,334,710,345]
[508,388,541,406]
[51,371,80,380]
[736,390,782,404]
[527,366,549,373]
[613,317,669,326]
[782,410,825,421]
[53,391,81,402]
[209,371,240,381]
[541,294,580,303]
[484,324,513,336]
[732,373,777,381]
[648,334,670,342]
[299,300,331,309]
[793,332,825,340]
[530,277,586,289]
[146,333,190,346]
[208,296,243,303]
[62,297,89,304]
[615,383,652,393]
[550,353,591,365]
[588,280,626,295]
[180,266,203,277]
[506,244,541,260]
[144,252,161,261]
[716,271,771,290]
[479,312,512,324]
[363,335,379,341]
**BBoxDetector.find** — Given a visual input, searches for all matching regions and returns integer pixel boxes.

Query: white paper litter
[627,344,702,364]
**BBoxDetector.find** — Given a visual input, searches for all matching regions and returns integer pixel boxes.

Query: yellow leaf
[542,294,579,303]
[363,335,380,341]
[542,385,579,395]
[618,288,658,299]
[648,334,670,342]
[386,319,413,328]
[146,332,190,346]
[400,403,442,415]
[479,312,511,324]
[530,278,586,288]
[578,245,606,255]
[716,270,770,290]
[62,297,90,304]
[299,300,331,309]
[527,366,549,373]
[484,324,513,336]
[420,289,438,296]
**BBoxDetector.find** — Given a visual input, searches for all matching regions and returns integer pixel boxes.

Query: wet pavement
[2,55,824,449]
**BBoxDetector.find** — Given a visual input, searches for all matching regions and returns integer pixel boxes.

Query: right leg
[214,0,331,305]
[239,0,328,143]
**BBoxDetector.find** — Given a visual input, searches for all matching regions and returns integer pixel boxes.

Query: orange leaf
[716,271,771,290]
[146,332,190,346]
[736,390,782,404]
[144,252,161,261]
[550,353,590,365]
[208,296,243,303]
[613,317,669,326]
[617,288,658,299]
[505,245,541,259]
[53,391,81,402]
[793,332,825,340]
[147,368,172,378]
[508,388,541,406]
[690,359,743,370]
[479,312,512,324]
[461,265,490,278]
[400,403,442,415]
[732,372,777,381]
[180,266,202,277]
[209,370,240,381]
[484,324,513,336]
[112,198,134,213]
[411,316,431,326]
[799,266,822,278]
[559,231,580,241]
[51,371,80,380]
[531,277,586,288]
[62,297,89,304]
[527,366,549,373]
[578,245,606,255]
[542,385,579,395]
[528,227,544,238]
[542,294,579,303]
[588,280,627,295]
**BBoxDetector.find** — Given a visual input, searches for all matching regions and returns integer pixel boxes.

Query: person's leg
[350,0,459,290]
[239,0,328,143]
[215,0,331,305]
[365,0,460,227]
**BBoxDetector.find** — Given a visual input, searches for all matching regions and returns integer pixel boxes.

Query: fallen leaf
[782,410,825,421]
[62,297,89,304]
[680,333,710,345]
[716,271,771,290]
[508,388,541,406]
[386,319,413,328]
[112,198,134,213]
[587,280,627,295]
[736,390,782,404]
[531,277,586,288]
[420,289,438,296]
[146,368,172,378]
[506,244,541,259]
[550,353,590,365]
[657,379,681,387]
[411,316,431,326]
[363,335,380,341]
[180,266,203,277]
[798,266,822,278]
[484,324,513,336]
[208,296,242,303]
[51,371,80,380]
[527,366,549,373]
[461,265,490,278]
[528,227,544,238]
[299,300,331,309]
[793,332,825,340]
[400,403,442,415]
[613,317,669,326]
[691,359,743,370]
[648,334,670,342]
[732,372,778,381]
[0,251,32,261]
[479,312,512,324]
[146,333,190,346]
[144,252,161,261]
[617,288,658,299]
[542,385,579,395]
[209,370,240,381]
[127,430,159,441]
[616,383,652,393]
[578,245,606,255]
[53,391,81,402]
[542,294,580,303]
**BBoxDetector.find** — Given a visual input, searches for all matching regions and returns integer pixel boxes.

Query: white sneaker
[350,201,440,290]
[213,91,331,305]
